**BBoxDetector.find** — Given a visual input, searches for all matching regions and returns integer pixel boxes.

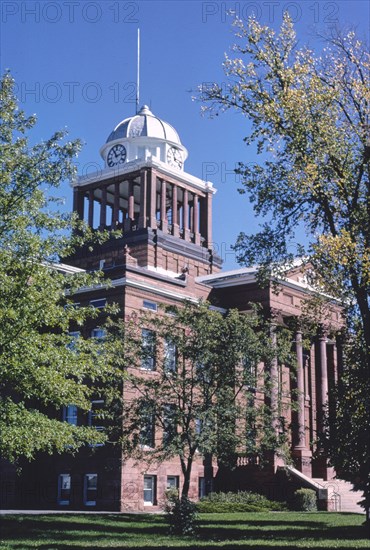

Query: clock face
[107,144,127,167]
[167,146,183,169]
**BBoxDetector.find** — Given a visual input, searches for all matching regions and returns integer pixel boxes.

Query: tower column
[124,180,135,231]
[112,182,120,226]
[88,189,94,228]
[73,188,84,221]
[99,186,107,228]
[193,194,200,245]
[138,169,148,229]
[172,184,179,237]
[200,191,213,248]
[149,169,157,228]
[128,180,135,220]
[160,179,168,233]
[183,189,190,241]
[189,199,194,233]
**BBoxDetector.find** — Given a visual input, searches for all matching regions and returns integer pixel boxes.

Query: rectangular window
[91,328,106,358]
[198,477,206,499]
[143,300,157,311]
[196,361,211,384]
[244,357,257,391]
[140,405,155,448]
[89,298,107,309]
[67,331,80,352]
[58,474,71,505]
[141,329,156,371]
[64,302,80,310]
[163,404,177,445]
[91,328,106,339]
[167,476,179,490]
[62,405,78,426]
[143,475,157,505]
[84,474,98,506]
[195,418,203,435]
[164,339,177,373]
[88,400,104,442]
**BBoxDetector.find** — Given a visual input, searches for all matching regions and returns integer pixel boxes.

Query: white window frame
[88,400,104,446]
[84,473,98,506]
[67,331,80,352]
[64,302,80,310]
[143,300,158,311]
[62,405,78,426]
[89,298,107,309]
[143,475,157,505]
[166,476,179,490]
[164,339,177,373]
[141,328,156,371]
[139,407,155,448]
[163,403,176,445]
[58,473,71,505]
[88,399,104,430]
[91,328,106,339]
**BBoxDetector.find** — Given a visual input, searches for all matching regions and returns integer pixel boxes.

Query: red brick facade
[0,108,344,512]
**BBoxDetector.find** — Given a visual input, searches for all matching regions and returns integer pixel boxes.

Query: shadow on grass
[6,544,370,550]
[1,513,368,550]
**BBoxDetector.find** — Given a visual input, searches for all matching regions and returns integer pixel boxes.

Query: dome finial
[139,105,152,115]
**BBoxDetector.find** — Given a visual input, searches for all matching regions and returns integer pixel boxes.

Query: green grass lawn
[0,512,368,550]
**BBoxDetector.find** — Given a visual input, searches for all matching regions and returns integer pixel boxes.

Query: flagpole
[136,28,140,114]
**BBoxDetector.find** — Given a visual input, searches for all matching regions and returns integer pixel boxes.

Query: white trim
[197,267,341,302]
[52,263,85,274]
[198,267,258,283]
[73,157,215,195]
[166,475,179,490]
[143,475,157,505]
[73,276,198,303]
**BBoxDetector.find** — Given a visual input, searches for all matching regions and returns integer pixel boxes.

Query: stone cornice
[72,157,216,195]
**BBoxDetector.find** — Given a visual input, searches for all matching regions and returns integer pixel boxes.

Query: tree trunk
[203,453,214,496]
[351,279,370,373]
[181,455,193,500]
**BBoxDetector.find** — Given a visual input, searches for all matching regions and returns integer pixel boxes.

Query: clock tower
[69,105,221,290]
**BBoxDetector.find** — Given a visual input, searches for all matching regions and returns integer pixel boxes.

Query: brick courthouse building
[2,105,362,513]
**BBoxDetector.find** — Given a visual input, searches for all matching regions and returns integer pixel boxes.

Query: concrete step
[313,478,364,514]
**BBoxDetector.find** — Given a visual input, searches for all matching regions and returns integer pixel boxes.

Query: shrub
[196,491,287,513]
[164,490,198,535]
[293,488,318,511]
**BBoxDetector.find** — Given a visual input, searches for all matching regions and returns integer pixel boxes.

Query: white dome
[106,105,182,145]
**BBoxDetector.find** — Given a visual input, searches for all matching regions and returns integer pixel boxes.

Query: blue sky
[1,0,369,270]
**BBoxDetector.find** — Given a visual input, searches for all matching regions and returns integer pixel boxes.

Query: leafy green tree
[323,333,370,524]
[0,72,121,463]
[120,301,291,505]
[198,14,370,520]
